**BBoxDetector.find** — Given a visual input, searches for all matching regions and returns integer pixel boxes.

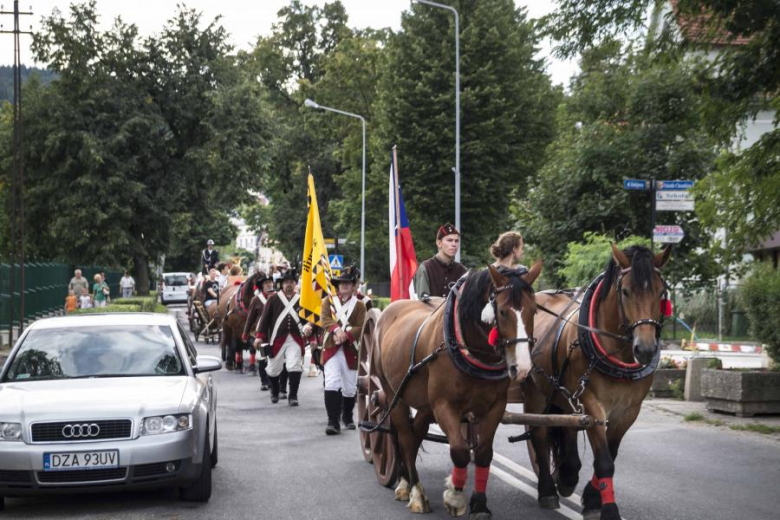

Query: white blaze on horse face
[513,309,532,380]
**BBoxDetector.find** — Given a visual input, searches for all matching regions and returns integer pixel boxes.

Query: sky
[0,0,579,86]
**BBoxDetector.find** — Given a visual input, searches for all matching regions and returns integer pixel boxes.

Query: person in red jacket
[254,266,312,406]
[319,266,367,435]
[241,271,275,388]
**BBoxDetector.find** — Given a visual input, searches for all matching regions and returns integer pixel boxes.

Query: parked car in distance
[0,313,221,510]
[160,272,191,305]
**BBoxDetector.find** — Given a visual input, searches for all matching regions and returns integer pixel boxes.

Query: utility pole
[1,2,33,344]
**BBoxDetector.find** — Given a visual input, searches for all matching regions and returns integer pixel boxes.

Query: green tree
[2,2,271,290]
[543,0,780,262]
[558,233,649,287]
[520,44,718,288]
[373,0,556,268]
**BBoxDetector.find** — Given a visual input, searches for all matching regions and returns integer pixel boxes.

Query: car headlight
[141,414,192,435]
[0,422,22,441]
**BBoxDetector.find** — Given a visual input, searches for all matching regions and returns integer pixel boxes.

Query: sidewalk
[645,397,780,435]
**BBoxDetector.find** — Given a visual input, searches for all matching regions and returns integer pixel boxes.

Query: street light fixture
[303,98,367,281]
[412,0,461,262]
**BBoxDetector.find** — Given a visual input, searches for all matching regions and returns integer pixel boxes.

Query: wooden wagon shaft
[501,412,603,429]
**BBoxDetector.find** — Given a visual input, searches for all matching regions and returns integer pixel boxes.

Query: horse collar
[577,273,659,381]
[233,282,250,318]
[444,277,508,381]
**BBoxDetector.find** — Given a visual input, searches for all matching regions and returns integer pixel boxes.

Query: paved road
[5,305,779,519]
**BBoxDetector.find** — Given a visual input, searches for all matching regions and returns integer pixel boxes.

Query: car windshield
[2,325,185,382]
[164,275,187,287]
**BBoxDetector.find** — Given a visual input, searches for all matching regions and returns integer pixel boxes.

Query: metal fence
[667,284,750,342]
[0,260,123,329]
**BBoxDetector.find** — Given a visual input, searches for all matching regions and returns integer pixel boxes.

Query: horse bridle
[488,283,536,350]
[615,267,669,340]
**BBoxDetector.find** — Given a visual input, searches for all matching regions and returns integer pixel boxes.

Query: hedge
[70,296,166,315]
[740,262,780,364]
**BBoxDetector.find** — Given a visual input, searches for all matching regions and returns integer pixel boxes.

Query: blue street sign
[328,255,343,269]
[623,179,650,191]
[656,180,694,191]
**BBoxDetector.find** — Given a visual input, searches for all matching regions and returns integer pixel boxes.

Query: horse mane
[600,245,655,301]
[241,271,263,304]
[458,268,533,323]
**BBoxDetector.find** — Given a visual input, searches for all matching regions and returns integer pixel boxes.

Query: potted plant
[701,264,780,417]
[651,357,687,398]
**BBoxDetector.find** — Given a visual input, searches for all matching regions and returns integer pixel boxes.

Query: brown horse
[219,270,263,371]
[523,244,671,520]
[375,262,542,519]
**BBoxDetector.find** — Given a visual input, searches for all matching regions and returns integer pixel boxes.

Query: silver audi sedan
[0,313,221,510]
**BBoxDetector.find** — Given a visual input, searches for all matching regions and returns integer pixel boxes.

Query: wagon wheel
[359,309,399,488]
[369,335,399,488]
[357,309,379,463]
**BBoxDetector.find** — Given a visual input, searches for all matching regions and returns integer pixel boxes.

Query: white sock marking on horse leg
[515,310,532,379]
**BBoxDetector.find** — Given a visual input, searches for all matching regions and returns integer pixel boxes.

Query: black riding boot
[269,376,280,404]
[342,395,356,430]
[324,390,342,435]
[258,359,270,390]
[287,371,302,407]
[279,367,288,400]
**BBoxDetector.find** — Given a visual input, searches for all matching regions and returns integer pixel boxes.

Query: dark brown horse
[219,270,263,371]
[523,244,671,520]
[375,263,541,519]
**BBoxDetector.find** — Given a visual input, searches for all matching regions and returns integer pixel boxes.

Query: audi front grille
[31,420,133,443]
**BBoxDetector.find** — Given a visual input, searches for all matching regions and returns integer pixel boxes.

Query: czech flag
[389,148,418,301]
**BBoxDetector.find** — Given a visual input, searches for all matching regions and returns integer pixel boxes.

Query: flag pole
[392,145,404,298]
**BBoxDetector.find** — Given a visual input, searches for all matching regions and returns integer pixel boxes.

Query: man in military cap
[201,239,220,275]
[413,222,467,299]
[241,270,275,385]
[317,265,366,435]
[254,265,312,406]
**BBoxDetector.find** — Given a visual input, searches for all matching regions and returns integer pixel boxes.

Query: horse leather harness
[531,269,665,416]
[360,273,532,434]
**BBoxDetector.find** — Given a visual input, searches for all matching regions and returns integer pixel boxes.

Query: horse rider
[242,271,275,388]
[254,265,313,406]
[201,239,220,275]
[314,265,367,435]
[412,222,467,299]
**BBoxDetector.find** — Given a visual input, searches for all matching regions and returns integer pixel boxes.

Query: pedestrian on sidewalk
[412,223,467,299]
[254,265,312,406]
[64,290,78,314]
[317,265,366,435]
[68,269,89,298]
[92,274,109,308]
[120,270,136,298]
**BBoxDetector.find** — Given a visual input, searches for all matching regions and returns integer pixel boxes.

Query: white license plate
[43,450,119,471]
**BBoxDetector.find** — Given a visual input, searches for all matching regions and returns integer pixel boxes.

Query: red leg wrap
[235,352,243,363]
[249,353,256,364]
[474,465,490,493]
[451,466,468,490]
[590,473,599,489]
[597,477,615,505]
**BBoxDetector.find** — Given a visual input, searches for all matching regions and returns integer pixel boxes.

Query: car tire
[179,426,212,502]
[211,421,218,468]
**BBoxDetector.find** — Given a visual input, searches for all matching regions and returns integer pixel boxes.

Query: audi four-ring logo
[62,423,101,438]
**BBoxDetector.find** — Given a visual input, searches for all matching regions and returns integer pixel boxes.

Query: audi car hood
[0,377,191,423]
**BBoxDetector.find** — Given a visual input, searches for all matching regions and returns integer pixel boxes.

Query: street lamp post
[413,0,460,262]
[303,99,367,280]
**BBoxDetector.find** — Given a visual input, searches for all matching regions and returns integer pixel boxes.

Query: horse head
[483,261,542,381]
[608,243,672,365]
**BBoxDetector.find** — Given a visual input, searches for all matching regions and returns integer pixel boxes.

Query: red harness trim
[589,280,640,370]
[452,282,507,373]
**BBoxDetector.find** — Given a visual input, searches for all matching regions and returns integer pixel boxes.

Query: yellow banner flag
[299,173,335,326]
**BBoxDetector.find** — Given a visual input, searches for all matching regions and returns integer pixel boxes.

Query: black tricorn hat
[277,262,299,286]
[255,270,273,286]
[333,264,360,286]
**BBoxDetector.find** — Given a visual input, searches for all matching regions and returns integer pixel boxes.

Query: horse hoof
[407,483,431,513]
[600,503,622,520]
[395,477,410,501]
[468,514,491,520]
[538,495,560,510]
[557,482,576,498]
[443,491,467,517]
[582,509,601,520]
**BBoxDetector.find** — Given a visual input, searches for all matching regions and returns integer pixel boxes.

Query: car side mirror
[194,355,222,373]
